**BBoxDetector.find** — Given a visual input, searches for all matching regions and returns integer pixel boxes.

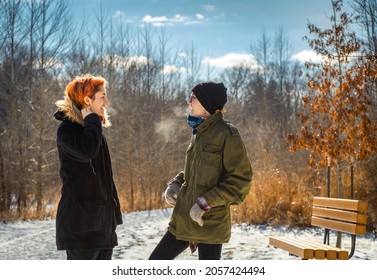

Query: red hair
[65,74,106,108]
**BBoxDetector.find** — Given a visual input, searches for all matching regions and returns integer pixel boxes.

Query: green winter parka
[168,112,252,244]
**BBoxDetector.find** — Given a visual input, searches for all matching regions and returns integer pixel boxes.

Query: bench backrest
[311,197,368,235]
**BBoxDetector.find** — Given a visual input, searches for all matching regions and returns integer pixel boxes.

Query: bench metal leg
[348,235,356,259]
[324,229,330,245]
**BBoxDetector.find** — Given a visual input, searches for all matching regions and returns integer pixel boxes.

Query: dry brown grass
[230,156,377,230]
[231,166,313,227]
[1,156,376,233]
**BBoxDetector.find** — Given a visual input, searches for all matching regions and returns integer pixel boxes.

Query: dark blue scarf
[187,114,204,134]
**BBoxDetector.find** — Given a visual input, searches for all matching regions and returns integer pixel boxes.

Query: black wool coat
[54,100,122,250]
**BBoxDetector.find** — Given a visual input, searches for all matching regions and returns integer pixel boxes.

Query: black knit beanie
[192,82,227,114]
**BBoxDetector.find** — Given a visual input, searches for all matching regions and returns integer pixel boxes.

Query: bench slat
[269,237,314,259]
[312,207,368,224]
[311,216,367,235]
[313,197,368,212]
[294,238,348,260]
[288,238,326,259]
[289,238,330,259]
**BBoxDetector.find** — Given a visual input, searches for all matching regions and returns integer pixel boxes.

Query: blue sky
[74,0,344,69]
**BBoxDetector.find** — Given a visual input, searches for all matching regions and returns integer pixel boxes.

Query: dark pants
[149,231,222,260]
[66,249,113,260]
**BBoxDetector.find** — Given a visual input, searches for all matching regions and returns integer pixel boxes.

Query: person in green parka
[149,81,252,260]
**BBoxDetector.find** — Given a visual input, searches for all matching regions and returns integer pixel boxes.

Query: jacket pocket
[196,144,222,187]
[78,200,106,233]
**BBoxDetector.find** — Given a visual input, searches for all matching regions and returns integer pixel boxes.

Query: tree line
[0,0,376,231]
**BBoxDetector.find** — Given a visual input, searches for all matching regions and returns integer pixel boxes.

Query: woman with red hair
[54,74,123,260]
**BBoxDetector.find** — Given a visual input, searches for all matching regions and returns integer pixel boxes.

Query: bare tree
[272,25,294,133]
[220,64,251,103]
[351,0,377,53]
[180,42,202,93]
[92,0,108,70]
[350,0,377,105]
[0,0,29,218]
[29,0,72,215]
[0,0,72,218]
[248,30,272,128]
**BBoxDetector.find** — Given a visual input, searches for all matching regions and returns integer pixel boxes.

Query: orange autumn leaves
[288,0,377,168]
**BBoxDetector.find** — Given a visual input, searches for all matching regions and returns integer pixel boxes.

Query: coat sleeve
[203,133,252,208]
[173,171,185,186]
[57,113,103,162]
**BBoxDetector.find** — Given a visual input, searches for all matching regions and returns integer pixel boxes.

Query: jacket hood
[54,96,111,127]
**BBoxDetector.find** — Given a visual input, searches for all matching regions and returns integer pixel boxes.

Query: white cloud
[203,53,258,69]
[114,10,125,18]
[202,5,215,12]
[195,14,205,20]
[113,10,135,24]
[171,14,190,23]
[127,56,150,66]
[292,50,322,63]
[103,55,151,70]
[162,64,186,75]
[179,52,187,58]
[141,14,204,27]
[143,15,169,24]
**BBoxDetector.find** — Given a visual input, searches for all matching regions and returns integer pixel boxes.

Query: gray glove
[189,196,211,227]
[164,180,181,206]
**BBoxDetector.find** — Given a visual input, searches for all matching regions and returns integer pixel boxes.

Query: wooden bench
[269,196,368,260]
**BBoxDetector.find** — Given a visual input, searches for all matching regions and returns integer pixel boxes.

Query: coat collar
[195,112,223,136]
[54,96,111,127]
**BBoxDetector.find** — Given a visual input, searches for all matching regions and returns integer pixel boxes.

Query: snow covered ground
[0,208,376,260]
